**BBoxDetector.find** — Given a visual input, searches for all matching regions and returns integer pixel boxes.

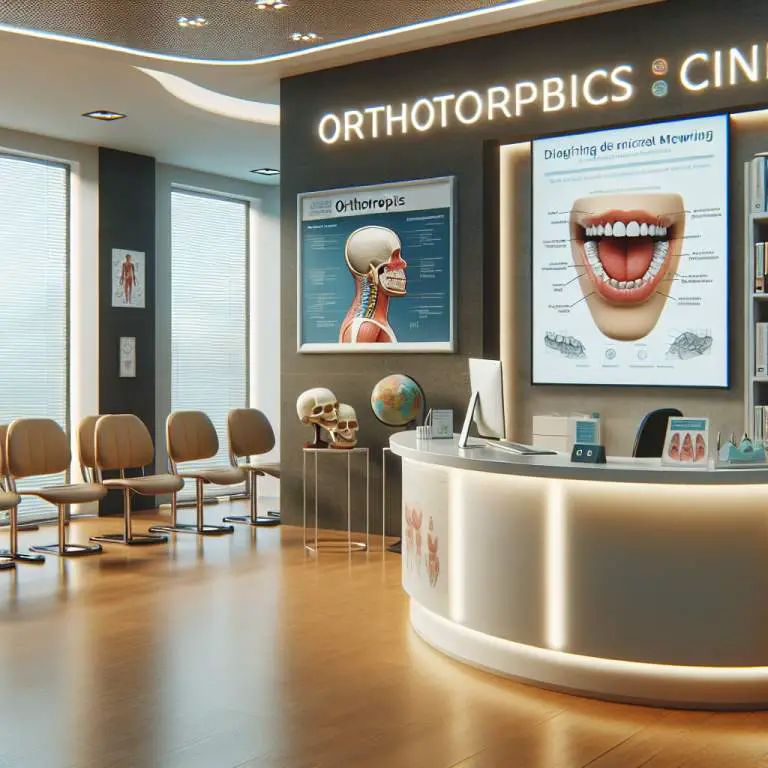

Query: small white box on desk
[532,415,571,453]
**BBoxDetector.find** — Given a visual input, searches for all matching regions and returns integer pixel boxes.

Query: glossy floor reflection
[0,501,767,768]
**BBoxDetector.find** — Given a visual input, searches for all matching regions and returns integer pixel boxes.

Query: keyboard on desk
[484,439,557,456]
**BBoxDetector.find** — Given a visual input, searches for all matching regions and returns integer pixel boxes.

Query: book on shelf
[751,153,768,212]
[756,242,767,292]
[756,322,768,375]
[754,405,768,445]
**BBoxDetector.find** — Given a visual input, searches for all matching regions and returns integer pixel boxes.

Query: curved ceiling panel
[0,0,521,62]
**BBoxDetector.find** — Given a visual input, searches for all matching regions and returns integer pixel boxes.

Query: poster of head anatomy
[297,177,454,352]
[531,113,728,387]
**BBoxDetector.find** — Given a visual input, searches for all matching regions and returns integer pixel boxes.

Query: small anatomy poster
[297,177,454,353]
[111,248,145,309]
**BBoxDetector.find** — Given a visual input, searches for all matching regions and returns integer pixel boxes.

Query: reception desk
[389,432,768,709]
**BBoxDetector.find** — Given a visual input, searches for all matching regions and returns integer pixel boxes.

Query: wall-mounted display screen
[531,113,729,387]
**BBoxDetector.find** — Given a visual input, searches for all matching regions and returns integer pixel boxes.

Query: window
[170,188,248,497]
[0,154,69,520]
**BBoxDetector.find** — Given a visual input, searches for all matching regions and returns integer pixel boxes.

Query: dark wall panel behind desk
[98,148,156,514]
[281,0,768,531]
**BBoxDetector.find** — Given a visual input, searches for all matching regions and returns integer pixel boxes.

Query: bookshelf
[745,160,768,438]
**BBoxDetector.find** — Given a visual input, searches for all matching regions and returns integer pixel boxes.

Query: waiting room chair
[0,424,44,563]
[77,415,100,484]
[632,408,683,458]
[150,410,244,536]
[87,414,183,546]
[226,408,281,527]
[5,418,106,557]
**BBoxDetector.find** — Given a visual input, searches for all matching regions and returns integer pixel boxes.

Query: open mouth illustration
[570,193,685,341]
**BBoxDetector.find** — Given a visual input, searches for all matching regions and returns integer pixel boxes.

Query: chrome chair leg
[0,504,44,563]
[31,505,102,557]
[91,490,167,546]
[150,481,233,536]
[223,472,280,527]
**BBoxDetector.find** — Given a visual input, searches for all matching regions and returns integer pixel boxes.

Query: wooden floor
[1,501,767,768]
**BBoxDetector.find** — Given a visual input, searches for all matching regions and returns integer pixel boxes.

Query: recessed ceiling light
[290,32,319,43]
[83,110,126,121]
[177,15,208,28]
[255,0,288,9]
[251,168,280,176]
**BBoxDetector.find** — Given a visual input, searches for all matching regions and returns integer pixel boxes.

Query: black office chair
[632,408,683,458]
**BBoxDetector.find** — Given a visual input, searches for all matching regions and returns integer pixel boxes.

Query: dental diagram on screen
[531,113,728,386]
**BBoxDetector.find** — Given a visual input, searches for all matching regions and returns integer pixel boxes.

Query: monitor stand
[458,390,484,449]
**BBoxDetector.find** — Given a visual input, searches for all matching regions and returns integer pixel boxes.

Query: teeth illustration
[618,281,627,289]
[604,222,613,236]
[640,222,648,236]
[586,228,671,291]
[612,221,626,237]
[584,241,598,260]
[626,221,640,237]
[648,225,656,236]
[597,224,604,236]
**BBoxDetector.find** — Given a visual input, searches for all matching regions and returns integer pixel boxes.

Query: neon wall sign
[317,42,768,144]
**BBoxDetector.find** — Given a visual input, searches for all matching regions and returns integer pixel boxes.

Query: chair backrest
[95,414,154,471]
[6,418,71,479]
[0,424,8,483]
[166,411,219,464]
[632,408,683,458]
[77,415,99,477]
[228,408,275,460]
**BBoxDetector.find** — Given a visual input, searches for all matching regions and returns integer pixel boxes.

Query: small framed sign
[119,337,136,378]
[662,417,709,465]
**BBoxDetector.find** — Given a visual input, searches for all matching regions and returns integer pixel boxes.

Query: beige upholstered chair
[150,410,244,536]
[87,414,183,546]
[5,418,106,557]
[0,424,44,563]
[77,415,100,483]
[226,408,281,527]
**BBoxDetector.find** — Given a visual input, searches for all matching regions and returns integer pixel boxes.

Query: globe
[370,374,425,428]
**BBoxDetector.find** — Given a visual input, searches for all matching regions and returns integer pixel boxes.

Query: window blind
[170,189,248,499]
[0,154,69,521]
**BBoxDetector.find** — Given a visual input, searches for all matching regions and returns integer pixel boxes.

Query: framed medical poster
[297,177,455,353]
[119,337,136,378]
[111,248,146,309]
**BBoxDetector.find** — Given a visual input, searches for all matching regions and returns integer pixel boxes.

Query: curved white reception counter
[390,432,768,709]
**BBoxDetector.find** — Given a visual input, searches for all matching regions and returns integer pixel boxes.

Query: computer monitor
[458,358,505,448]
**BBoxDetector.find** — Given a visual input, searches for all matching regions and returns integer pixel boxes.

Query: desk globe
[370,374,425,429]
[371,374,426,553]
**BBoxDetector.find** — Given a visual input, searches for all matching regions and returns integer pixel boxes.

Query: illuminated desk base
[392,433,768,710]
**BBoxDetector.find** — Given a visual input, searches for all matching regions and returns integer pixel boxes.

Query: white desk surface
[389,432,768,486]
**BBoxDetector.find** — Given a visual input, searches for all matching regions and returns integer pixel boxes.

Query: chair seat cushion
[178,467,245,485]
[0,490,20,511]
[104,474,184,495]
[23,483,107,504]
[242,462,280,478]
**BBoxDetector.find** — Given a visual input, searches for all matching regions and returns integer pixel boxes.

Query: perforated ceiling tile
[0,0,515,60]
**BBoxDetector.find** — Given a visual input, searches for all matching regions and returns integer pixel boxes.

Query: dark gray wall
[98,148,156,513]
[281,0,768,531]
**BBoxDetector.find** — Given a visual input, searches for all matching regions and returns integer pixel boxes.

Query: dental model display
[296,387,339,448]
[666,331,713,360]
[329,404,359,449]
[570,192,685,342]
[339,226,407,344]
[544,331,586,358]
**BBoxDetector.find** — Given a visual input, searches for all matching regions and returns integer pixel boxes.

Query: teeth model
[584,221,667,238]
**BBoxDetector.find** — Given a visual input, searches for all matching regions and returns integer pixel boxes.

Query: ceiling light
[251,168,280,176]
[290,32,319,43]
[255,0,287,9]
[177,16,208,28]
[83,110,126,121]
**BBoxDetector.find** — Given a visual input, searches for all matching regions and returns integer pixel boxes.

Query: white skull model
[344,226,407,296]
[330,404,359,449]
[296,387,338,429]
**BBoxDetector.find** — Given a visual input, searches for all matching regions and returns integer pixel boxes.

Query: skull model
[330,404,359,449]
[296,387,338,448]
[344,226,407,297]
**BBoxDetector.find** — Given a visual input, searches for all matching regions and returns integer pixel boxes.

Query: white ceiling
[0,0,659,184]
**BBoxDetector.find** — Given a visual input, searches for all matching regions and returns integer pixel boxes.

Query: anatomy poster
[297,177,454,353]
[111,249,145,309]
[531,113,728,387]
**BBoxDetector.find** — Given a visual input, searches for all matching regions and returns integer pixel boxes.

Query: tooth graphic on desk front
[569,193,685,341]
